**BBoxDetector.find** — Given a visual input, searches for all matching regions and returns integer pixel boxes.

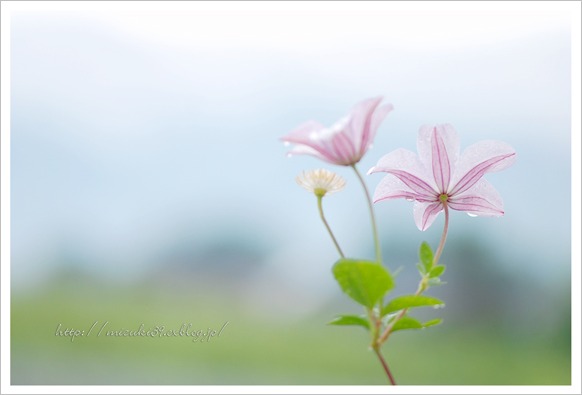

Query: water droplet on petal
[283,141,291,147]
[405,198,414,202]
[467,212,478,218]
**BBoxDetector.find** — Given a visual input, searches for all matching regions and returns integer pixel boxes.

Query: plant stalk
[317,195,344,258]
[377,202,450,345]
[351,164,382,264]
[373,346,397,385]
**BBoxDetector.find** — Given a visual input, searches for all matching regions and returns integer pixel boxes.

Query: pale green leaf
[419,242,434,272]
[327,314,370,330]
[382,295,445,316]
[391,316,423,332]
[423,318,443,327]
[332,259,394,308]
[429,265,446,278]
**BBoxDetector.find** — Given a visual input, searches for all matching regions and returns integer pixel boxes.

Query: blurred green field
[11,276,571,385]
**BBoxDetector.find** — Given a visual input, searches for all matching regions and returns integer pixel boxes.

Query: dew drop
[283,141,291,147]
[405,198,414,202]
[467,212,478,218]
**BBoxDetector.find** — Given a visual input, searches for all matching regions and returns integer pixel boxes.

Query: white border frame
[1,1,580,394]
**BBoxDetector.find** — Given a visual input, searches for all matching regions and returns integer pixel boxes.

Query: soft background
[9,2,572,385]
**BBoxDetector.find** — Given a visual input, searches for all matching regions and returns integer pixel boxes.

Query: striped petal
[369,148,437,199]
[359,101,394,157]
[431,126,452,192]
[281,97,392,166]
[281,120,339,162]
[347,97,383,149]
[448,179,504,216]
[328,131,358,165]
[417,124,460,189]
[372,174,437,204]
[449,140,516,196]
[413,201,444,231]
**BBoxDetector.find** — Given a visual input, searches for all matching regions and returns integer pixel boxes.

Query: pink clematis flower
[281,97,394,166]
[369,124,516,231]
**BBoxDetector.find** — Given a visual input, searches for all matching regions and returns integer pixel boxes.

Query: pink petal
[280,120,326,146]
[431,126,452,192]
[282,97,392,166]
[362,102,394,156]
[448,178,504,216]
[347,97,383,151]
[413,201,443,231]
[449,140,516,196]
[281,120,347,164]
[368,148,437,198]
[372,174,436,204]
[329,131,358,165]
[388,170,442,200]
[417,124,460,183]
[286,144,336,164]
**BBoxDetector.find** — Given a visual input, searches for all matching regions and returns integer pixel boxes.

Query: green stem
[317,195,344,258]
[377,202,450,346]
[377,282,423,345]
[373,346,397,385]
[351,164,382,264]
[433,202,449,266]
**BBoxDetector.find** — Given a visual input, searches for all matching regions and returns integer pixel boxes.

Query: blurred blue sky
[9,4,572,307]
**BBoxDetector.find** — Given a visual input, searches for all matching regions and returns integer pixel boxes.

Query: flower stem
[433,201,450,266]
[351,165,382,264]
[373,346,397,385]
[317,195,344,258]
[377,280,423,345]
[377,202,450,346]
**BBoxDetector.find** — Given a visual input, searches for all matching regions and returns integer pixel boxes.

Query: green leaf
[332,258,394,308]
[391,316,443,333]
[416,262,427,275]
[429,265,446,278]
[391,316,423,332]
[423,318,443,327]
[381,295,445,316]
[419,242,434,272]
[328,315,370,330]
